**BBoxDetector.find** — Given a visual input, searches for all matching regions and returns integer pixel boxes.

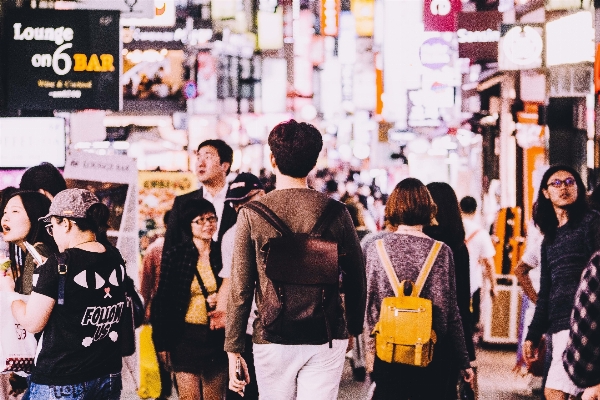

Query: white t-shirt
[463,218,496,295]
[520,222,543,293]
[201,183,229,241]
[220,224,257,335]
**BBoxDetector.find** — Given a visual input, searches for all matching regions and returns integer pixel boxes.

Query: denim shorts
[28,372,122,400]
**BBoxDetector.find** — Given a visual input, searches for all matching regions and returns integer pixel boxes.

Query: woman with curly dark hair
[523,165,600,400]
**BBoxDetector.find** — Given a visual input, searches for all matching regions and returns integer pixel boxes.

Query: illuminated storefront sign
[546,0,591,10]
[351,0,374,37]
[499,23,544,70]
[321,0,340,37]
[546,11,594,67]
[457,11,502,61]
[121,0,175,27]
[423,0,461,32]
[3,9,120,110]
[419,37,451,70]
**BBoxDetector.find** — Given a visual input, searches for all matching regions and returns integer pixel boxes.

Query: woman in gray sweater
[364,178,473,399]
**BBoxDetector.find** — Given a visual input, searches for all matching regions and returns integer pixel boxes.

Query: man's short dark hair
[20,162,67,197]
[197,139,234,174]
[268,120,323,178]
[459,196,478,214]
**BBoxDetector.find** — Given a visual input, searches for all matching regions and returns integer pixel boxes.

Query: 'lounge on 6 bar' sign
[2,9,120,111]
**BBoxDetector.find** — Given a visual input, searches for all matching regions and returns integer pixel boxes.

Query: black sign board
[457,11,502,62]
[2,9,120,111]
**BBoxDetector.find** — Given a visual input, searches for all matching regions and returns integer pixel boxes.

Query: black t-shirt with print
[31,248,126,385]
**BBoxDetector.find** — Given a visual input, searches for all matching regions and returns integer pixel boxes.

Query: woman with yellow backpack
[364,178,474,399]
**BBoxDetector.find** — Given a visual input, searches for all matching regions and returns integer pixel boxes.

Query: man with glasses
[523,166,600,400]
[164,139,237,250]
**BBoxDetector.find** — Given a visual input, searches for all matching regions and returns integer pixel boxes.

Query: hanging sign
[499,23,544,70]
[3,9,120,111]
[423,0,461,32]
[321,0,340,36]
[457,11,502,61]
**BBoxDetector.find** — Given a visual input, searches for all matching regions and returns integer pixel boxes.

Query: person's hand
[462,368,475,389]
[208,310,226,330]
[228,352,249,396]
[582,383,600,400]
[365,350,375,374]
[206,293,218,309]
[0,274,15,292]
[158,351,172,371]
[522,340,538,365]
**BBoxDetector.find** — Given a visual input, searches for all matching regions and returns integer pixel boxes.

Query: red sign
[423,0,461,32]
[321,0,340,36]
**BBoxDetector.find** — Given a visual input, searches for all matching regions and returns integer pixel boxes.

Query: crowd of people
[2,120,600,400]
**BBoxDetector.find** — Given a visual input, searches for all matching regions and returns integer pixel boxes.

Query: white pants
[253,339,348,400]
[546,330,583,396]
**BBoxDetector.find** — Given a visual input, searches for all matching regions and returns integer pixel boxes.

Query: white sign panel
[55,0,155,19]
[499,24,544,70]
[0,118,65,168]
[64,151,137,184]
[546,11,594,67]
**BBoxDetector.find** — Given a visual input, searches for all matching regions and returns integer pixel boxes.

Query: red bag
[527,335,547,377]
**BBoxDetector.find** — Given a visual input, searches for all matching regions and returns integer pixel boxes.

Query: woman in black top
[0,188,126,399]
[424,182,475,399]
[524,166,600,400]
[151,198,226,400]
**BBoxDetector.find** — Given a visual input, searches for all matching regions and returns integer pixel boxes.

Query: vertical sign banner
[423,0,461,32]
[3,9,120,111]
[321,0,340,36]
[351,0,375,37]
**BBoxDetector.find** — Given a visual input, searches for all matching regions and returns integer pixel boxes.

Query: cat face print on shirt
[75,264,126,347]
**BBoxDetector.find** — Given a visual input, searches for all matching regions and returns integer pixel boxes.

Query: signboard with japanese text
[423,0,461,32]
[457,11,502,61]
[2,9,120,111]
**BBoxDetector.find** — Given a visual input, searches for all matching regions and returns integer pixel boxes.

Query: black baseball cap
[226,173,264,202]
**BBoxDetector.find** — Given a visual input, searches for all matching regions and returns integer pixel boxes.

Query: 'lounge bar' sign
[2,9,120,111]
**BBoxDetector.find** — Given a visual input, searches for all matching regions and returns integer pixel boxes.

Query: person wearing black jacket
[424,182,475,399]
[163,139,237,251]
[152,198,226,400]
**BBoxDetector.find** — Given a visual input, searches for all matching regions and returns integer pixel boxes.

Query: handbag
[0,292,37,373]
[137,325,162,399]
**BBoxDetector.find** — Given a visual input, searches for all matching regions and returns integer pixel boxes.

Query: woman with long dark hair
[523,165,600,400]
[152,198,226,400]
[424,182,475,398]
[364,178,473,399]
[0,188,127,399]
[1,191,58,294]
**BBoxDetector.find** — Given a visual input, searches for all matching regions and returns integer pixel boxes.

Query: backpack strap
[465,230,481,245]
[56,252,69,306]
[244,202,294,237]
[375,239,402,297]
[414,241,443,296]
[310,200,343,237]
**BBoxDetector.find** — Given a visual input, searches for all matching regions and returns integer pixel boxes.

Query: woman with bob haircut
[151,198,226,400]
[364,178,473,399]
[523,165,600,400]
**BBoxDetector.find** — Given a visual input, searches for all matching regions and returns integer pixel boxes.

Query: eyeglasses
[45,224,53,236]
[547,177,576,188]
[192,216,218,225]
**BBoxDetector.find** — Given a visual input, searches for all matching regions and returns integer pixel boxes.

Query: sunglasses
[547,177,576,188]
[192,216,218,225]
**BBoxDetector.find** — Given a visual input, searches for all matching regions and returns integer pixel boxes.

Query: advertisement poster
[3,9,120,110]
[138,171,197,254]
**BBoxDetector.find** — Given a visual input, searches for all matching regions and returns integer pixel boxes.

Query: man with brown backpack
[224,120,366,399]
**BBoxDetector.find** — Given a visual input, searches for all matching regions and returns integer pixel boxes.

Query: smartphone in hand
[23,242,44,265]
[236,357,246,382]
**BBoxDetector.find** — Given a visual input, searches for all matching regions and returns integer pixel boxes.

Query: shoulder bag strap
[56,252,69,305]
[414,241,443,296]
[310,200,343,237]
[375,239,402,297]
[193,265,217,310]
[243,202,294,237]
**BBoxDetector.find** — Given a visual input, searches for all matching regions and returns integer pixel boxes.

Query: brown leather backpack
[243,200,344,347]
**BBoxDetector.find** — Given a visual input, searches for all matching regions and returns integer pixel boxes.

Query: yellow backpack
[371,239,442,367]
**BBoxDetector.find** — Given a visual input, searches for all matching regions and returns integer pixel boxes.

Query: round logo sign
[183,80,197,99]
[419,37,451,70]
[503,26,543,66]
